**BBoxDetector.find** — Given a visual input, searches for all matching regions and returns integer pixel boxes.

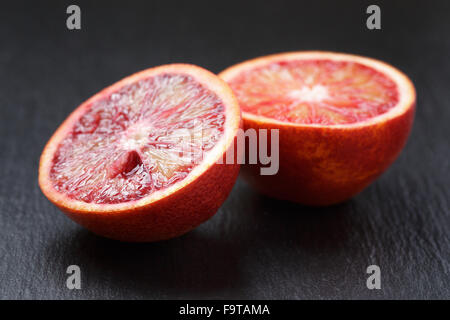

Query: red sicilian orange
[39,64,241,241]
[220,52,415,206]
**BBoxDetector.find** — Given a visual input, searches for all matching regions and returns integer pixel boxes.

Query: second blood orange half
[220,52,416,205]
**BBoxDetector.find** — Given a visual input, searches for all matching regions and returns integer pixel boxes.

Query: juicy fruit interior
[228,59,399,125]
[50,73,225,204]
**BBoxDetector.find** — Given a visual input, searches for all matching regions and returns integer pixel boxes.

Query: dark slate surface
[0,0,449,299]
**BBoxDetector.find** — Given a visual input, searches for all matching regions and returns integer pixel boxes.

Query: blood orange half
[39,64,241,241]
[220,52,415,206]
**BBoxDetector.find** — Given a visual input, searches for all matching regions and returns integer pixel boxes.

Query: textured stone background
[0,0,448,299]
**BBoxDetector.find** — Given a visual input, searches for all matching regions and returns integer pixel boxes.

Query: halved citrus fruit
[39,64,241,241]
[220,51,415,206]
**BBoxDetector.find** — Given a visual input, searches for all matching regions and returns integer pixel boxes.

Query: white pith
[288,85,329,103]
[121,123,151,150]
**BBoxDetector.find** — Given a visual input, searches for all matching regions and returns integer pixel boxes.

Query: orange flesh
[228,60,399,124]
[50,74,225,204]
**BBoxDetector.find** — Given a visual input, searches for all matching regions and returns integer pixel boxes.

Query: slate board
[0,0,449,299]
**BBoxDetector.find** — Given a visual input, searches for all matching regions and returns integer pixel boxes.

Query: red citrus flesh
[220,52,415,206]
[50,73,225,204]
[39,64,241,241]
[229,59,399,125]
